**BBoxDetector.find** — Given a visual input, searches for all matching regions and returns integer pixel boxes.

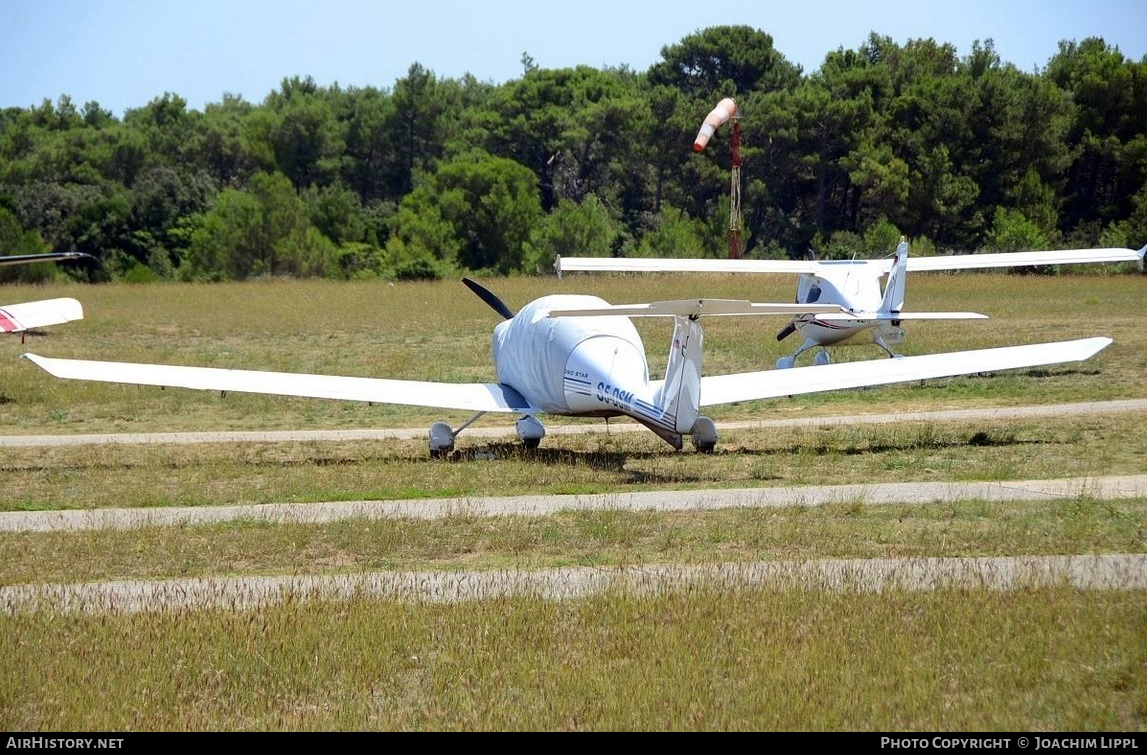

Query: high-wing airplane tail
[879,240,909,315]
[656,314,703,437]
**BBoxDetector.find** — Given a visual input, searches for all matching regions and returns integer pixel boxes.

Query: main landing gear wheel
[429,421,455,459]
[691,416,717,454]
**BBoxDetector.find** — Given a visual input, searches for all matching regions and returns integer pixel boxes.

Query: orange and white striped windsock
[693,97,737,152]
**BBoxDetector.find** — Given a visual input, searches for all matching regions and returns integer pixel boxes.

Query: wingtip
[1081,336,1115,357]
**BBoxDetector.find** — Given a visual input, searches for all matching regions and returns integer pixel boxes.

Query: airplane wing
[20,354,539,413]
[556,246,1145,276]
[555,256,821,275]
[546,299,842,318]
[0,298,84,332]
[0,251,93,266]
[905,246,1146,271]
[696,337,1112,406]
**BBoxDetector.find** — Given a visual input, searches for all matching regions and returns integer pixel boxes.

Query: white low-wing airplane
[1,252,92,338]
[22,277,1113,456]
[556,242,1145,369]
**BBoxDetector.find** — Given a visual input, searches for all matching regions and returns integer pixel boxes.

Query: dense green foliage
[1,28,1145,282]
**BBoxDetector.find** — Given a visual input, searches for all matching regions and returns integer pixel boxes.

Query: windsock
[693,97,737,152]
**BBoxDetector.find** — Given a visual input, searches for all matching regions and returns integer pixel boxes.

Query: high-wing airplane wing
[695,337,1112,406]
[0,298,84,333]
[20,353,539,413]
[905,246,1146,272]
[557,246,1145,277]
[555,256,821,276]
[0,251,93,266]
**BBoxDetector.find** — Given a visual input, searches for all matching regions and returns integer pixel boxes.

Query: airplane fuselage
[791,314,892,347]
[492,294,672,429]
[791,268,895,347]
[795,264,885,312]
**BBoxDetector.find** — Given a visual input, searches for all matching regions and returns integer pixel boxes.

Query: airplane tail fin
[654,315,703,435]
[879,238,909,316]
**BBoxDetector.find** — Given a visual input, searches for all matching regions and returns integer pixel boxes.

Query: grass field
[1,270,1144,731]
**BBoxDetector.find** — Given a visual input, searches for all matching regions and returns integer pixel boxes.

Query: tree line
[1,26,1144,284]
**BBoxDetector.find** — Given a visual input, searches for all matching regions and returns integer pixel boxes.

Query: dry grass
[2,272,1144,434]
[2,587,1143,731]
[0,272,1144,731]
[1,414,1145,511]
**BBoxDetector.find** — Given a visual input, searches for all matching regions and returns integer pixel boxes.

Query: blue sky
[3,0,1145,118]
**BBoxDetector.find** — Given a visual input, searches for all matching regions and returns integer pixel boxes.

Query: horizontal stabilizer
[820,311,989,322]
[21,353,539,414]
[0,298,83,332]
[698,337,1113,406]
[547,299,842,318]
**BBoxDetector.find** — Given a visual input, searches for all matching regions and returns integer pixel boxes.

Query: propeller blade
[776,320,797,341]
[462,277,515,320]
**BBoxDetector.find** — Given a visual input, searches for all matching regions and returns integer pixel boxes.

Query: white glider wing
[0,298,84,332]
[697,337,1113,406]
[20,354,538,413]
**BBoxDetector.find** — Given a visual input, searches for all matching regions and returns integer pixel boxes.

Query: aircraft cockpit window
[805,285,821,303]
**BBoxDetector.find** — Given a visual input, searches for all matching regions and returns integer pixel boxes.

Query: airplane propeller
[463,277,516,320]
[776,320,797,341]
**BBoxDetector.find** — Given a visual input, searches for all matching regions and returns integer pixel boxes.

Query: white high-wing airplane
[555,242,1145,368]
[22,277,1113,456]
[1,252,91,338]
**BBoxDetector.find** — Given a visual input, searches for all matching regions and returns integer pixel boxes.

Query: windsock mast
[692,97,744,259]
[728,107,743,259]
